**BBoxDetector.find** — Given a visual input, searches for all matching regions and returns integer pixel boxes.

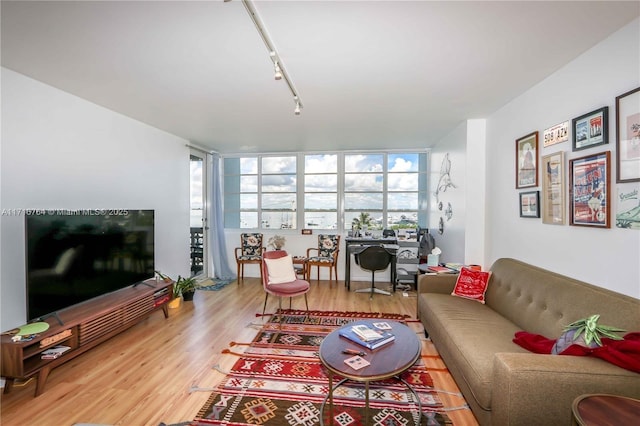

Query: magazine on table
[339,324,395,350]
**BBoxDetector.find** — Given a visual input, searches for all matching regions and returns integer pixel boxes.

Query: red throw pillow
[451,267,492,303]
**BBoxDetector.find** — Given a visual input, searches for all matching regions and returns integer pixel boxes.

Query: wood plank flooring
[1,278,479,426]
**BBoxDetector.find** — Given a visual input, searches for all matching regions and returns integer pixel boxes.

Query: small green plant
[173,275,198,298]
[155,270,172,283]
[563,314,625,346]
[552,314,625,354]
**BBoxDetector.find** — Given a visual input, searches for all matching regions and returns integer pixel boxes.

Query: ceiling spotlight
[274,62,282,80]
[294,101,301,115]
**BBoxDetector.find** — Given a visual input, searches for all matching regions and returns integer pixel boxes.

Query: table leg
[365,381,370,426]
[345,245,351,289]
[328,371,334,420]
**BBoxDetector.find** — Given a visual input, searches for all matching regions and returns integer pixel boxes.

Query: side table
[572,394,640,425]
[318,319,422,426]
[292,256,308,280]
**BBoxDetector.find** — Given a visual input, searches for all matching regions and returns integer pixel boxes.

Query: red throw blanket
[513,331,640,373]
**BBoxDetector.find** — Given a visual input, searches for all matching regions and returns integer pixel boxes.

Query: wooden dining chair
[234,233,263,283]
[306,234,340,286]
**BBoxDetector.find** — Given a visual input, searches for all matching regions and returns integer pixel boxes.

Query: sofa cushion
[421,293,528,410]
[451,267,492,303]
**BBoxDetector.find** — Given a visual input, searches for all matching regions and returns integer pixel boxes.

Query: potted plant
[155,270,173,284]
[268,235,286,250]
[174,275,198,302]
[551,314,625,354]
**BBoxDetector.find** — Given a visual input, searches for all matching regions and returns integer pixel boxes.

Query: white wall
[429,122,468,264]
[1,68,191,330]
[485,19,640,298]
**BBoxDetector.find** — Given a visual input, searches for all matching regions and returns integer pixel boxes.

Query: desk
[344,237,398,291]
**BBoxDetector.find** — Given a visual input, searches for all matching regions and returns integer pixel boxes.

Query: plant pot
[182,291,195,302]
[552,329,599,354]
[168,297,182,309]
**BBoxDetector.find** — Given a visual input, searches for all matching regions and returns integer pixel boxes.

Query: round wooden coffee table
[572,394,640,425]
[318,319,422,426]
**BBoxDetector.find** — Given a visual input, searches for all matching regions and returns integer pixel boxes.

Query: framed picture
[515,131,538,188]
[616,184,640,230]
[541,152,565,225]
[616,87,640,182]
[519,191,540,218]
[543,121,569,148]
[572,106,608,151]
[569,151,611,228]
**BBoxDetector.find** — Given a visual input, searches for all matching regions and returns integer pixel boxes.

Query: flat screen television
[25,209,155,321]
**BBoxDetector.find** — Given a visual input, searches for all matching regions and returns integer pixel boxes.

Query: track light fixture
[232,0,304,115]
[274,61,282,80]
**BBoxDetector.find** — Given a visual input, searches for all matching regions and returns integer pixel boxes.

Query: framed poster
[541,152,565,225]
[572,106,608,151]
[616,184,640,229]
[569,151,611,228]
[519,191,540,218]
[616,87,640,182]
[516,131,538,188]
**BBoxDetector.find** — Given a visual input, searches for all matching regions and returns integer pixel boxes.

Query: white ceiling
[2,1,639,154]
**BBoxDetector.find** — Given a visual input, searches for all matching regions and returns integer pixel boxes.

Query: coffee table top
[319,319,420,382]
[573,394,640,425]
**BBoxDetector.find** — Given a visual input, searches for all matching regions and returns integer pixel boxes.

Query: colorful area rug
[189,310,452,425]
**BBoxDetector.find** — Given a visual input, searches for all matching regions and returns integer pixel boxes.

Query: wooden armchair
[306,234,340,286]
[234,233,263,282]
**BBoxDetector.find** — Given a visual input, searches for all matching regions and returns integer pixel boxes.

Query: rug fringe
[221,348,246,357]
[189,384,218,393]
[211,364,230,374]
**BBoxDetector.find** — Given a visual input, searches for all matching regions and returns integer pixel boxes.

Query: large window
[223,152,428,231]
[261,156,297,229]
[304,154,337,229]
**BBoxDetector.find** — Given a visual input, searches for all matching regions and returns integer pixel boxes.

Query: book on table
[427,265,457,274]
[339,325,395,350]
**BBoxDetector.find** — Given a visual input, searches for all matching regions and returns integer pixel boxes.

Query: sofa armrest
[492,352,640,425]
[417,273,458,294]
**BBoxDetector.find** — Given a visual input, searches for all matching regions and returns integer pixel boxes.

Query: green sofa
[417,258,640,425]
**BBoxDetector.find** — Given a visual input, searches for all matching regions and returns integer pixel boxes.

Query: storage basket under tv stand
[1,279,172,397]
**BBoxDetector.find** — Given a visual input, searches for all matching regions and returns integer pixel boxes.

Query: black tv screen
[25,209,155,321]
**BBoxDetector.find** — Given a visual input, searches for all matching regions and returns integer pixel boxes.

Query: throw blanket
[513,331,640,373]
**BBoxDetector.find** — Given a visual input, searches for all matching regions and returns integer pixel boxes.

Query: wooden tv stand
[1,279,172,397]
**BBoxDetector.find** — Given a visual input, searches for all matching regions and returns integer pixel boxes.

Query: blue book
[338,326,395,350]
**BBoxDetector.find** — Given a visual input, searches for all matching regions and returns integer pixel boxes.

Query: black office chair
[354,245,393,298]
[382,229,396,238]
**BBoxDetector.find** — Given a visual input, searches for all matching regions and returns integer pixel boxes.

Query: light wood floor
[0,278,479,426]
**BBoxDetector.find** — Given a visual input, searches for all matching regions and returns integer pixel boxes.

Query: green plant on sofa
[552,313,625,354]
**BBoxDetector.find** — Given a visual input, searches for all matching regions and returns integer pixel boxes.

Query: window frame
[223,151,429,231]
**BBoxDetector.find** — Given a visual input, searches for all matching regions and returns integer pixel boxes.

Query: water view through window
[223,152,428,230]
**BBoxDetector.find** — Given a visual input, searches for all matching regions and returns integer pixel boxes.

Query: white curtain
[208,153,236,280]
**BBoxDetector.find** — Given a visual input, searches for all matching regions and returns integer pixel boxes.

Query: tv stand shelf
[1,279,172,397]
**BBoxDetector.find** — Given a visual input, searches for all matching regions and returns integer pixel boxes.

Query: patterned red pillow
[451,267,492,303]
